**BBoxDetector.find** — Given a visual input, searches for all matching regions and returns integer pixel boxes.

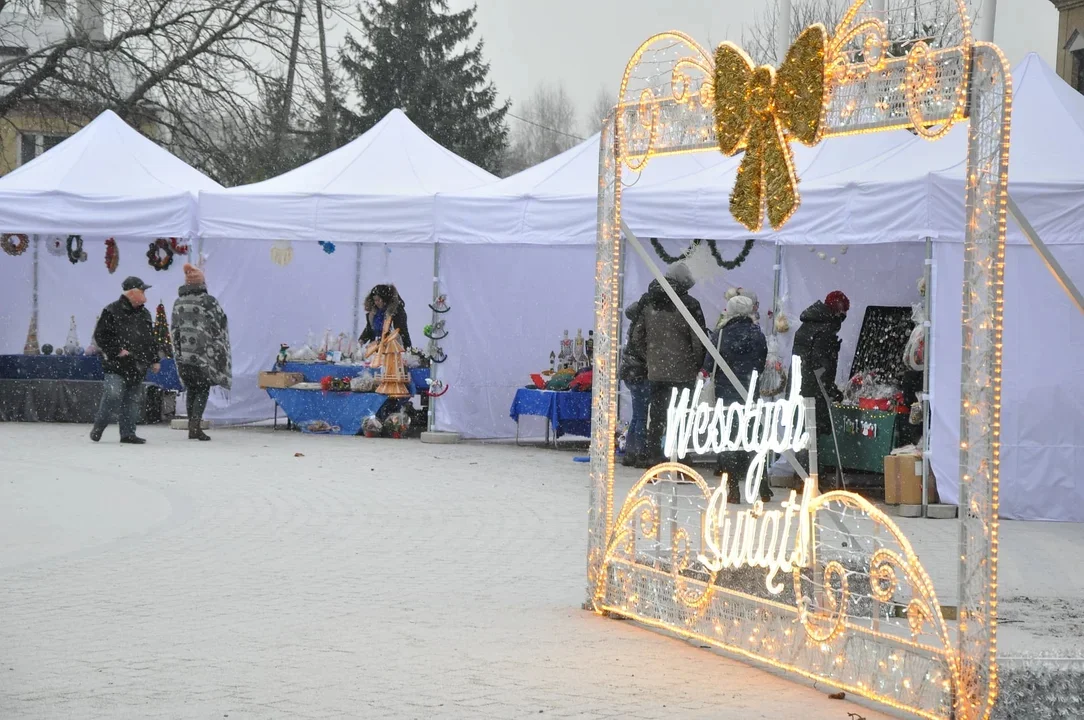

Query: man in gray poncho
[171,263,232,441]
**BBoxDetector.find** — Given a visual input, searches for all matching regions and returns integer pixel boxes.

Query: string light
[592,2,1007,719]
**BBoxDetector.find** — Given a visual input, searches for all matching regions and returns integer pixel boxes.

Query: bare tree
[502,81,580,177]
[741,0,967,66]
[584,84,613,136]
[0,0,347,183]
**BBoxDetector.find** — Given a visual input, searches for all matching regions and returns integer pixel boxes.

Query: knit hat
[721,294,756,327]
[665,262,695,290]
[183,263,205,286]
[825,290,850,314]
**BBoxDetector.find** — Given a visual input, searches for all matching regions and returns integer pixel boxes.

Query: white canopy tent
[193,109,499,425]
[0,110,220,364]
[0,109,221,238]
[198,108,496,244]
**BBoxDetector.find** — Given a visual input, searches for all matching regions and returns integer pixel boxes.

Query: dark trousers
[624,380,651,460]
[178,364,211,425]
[646,380,694,462]
[93,372,142,438]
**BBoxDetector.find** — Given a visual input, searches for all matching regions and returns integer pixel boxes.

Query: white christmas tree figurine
[64,315,82,355]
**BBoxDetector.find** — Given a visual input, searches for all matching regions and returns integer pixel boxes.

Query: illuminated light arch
[587,1,1005,718]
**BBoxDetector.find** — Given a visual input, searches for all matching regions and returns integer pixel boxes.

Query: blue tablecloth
[266,387,390,436]
[510,388,592,439]
[0,355,183,392]
[277,362,428,395]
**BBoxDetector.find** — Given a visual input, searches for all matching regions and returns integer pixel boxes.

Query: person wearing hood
[89,276,161,444]
[792,291,850,471]
[705,293,768,503]
[360,284,411,350]
[171,264,232,441]
[629,263,706,465]
[619,298,650,468]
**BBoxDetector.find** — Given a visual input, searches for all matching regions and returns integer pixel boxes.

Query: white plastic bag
[903,302,925,371]
[758,335,787,397]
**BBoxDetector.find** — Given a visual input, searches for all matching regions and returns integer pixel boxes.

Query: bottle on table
[573,329,585,369]
[586,330,594,364]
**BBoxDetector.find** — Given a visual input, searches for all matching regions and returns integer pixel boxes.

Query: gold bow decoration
[713,26,828,232]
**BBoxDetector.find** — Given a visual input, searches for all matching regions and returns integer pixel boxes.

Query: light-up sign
[664,356,811,503]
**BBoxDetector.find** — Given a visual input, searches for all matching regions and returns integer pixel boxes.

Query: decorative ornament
[362,415,383,438]
[425,379,449,398]
[154,302,173,358]
[277,343,290,367]
[428,295,451,313]
[713,26,826,231]
[66,235,87,264]
[270,240,294,267]
[363,316,411,398]
[650,238,755,270]
[168,237,189,255]
[104,238,119,274]
[319,241,336,254]
[423,319,448,340]
[63,315,80,355]
[427,340,447,364]
[55,347,65,356]
[147,238,174,271]
[45,236,66,256]
[41,343,53,355]
[1,233,29,256]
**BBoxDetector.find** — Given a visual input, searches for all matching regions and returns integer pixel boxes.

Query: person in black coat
[704,294,768,502]
[360,284,411,350]
[792,290,850,482]
[90,276,161,444]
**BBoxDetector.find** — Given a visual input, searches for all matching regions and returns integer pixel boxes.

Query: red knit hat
[825,290,850,314]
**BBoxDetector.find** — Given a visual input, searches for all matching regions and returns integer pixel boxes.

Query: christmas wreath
[66,234,87,264]
[650,237,755,270]
[104,238,119,274]
[0,233,29,256]
[147,238,174,271]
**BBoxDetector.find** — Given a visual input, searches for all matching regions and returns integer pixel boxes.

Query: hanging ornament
[428,295,451,313]
[66,234,87,264]
[423,320,448,340]
[168,237,189,255]
[650,237,755,270]
[1,233,29,256]
[271,240,294,266]
[425,379,450,398]
[45,235,66,256]
[104,238,119,274]
[319,240,336,254]
[147,238,174,271]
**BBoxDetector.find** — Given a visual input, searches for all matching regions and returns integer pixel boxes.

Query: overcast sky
[322,1,1058,139]
[434,0,1059,138]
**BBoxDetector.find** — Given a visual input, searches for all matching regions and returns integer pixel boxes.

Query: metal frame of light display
[587,2,1008,718]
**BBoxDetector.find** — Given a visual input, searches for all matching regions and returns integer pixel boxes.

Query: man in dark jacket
[792,290,850,467]
[90,277,160,444]
[705,294,768,502]
[629,263,706,465]
[620,298,650,467]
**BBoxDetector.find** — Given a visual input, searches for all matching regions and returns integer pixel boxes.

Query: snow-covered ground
[2,422,1081,718]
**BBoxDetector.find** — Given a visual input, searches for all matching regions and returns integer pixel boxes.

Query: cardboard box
[258,371,303,389]
[885,454,939,505]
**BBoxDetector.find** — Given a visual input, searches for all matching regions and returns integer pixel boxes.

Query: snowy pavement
[0,423,898,720]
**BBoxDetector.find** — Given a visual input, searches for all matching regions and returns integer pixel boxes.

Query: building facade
[1051,0,1084,94]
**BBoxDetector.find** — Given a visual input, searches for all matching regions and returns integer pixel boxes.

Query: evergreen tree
[339,0,510,174]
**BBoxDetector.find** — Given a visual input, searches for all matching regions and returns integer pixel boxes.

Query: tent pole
[427,242,440,433]
[771,241,782,337]
[352,243,362,340]
[23,235,40,355]
[921,237,933,516]
[1008,195,1084,316]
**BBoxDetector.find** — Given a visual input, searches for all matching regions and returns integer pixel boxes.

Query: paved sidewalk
[0,423,893,720]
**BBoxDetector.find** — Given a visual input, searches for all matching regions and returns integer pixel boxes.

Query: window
[1074,49,1084,95]
[18,133,68,166]
[42,0,67,17]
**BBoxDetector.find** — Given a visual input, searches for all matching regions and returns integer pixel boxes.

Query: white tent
[198,108,496,243]
[193,109,499,425]
[0,109,221,237]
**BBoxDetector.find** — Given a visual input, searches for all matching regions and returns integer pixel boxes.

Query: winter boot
[188,419,211,441]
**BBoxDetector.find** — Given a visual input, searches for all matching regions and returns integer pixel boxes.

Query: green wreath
[650,238,755,271]
[66,234,87,264]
